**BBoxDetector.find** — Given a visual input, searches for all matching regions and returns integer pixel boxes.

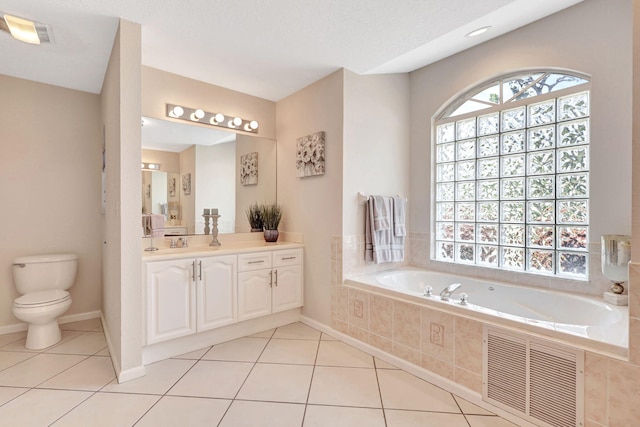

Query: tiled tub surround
[331,235,640,426]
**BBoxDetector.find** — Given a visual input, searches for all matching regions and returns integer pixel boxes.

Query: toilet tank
[12,254,78,294]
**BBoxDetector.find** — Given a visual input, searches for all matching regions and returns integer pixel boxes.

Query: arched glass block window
[433,70,591,278]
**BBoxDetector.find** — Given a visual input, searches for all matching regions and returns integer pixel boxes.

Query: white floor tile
[466,414,520,427]
[316,340,374,368]
[0,351,36,371]
[374,358,400,370]
[385,409,470,427]
[38,356,115,391]
[320,332,339,341]
[0,389,91,427]
[171,347,210,360]
[377,369,460,413]
[308,366,382,408]
[60,318,103,332]
[202,337,269,362]
[1,330,84,353]
[94,347,110,356]
[454,395,496,415]
[46,331,107,355]
[135,396,231,427]
[168,360,253,398]
[0,353,86,387]
[0,386,29,405]
[248,328,275,338]
[101,358,195,395]
[52,392,159,427]
[273,322,322,340]
[258,339,318,365]
[0,331,27,348]
[219,400,305,427]
[236,363,313,403]
[303,405,385,427]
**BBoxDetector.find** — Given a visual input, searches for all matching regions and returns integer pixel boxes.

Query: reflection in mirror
[141,117,276,236]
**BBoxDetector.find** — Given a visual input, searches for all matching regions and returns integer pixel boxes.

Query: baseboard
[0,310,102,336]
[299,315,537,427]
[117,365,147,383]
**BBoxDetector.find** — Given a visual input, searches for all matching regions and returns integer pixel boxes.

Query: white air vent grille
[35,24,53,44]
[483,327,584,427]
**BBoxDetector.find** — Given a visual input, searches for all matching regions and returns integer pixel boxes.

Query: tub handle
[423,286,433,297]
[459,293,468,306]
[13,263,26,268]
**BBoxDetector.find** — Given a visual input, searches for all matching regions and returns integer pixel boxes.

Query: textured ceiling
[0,0,582,101]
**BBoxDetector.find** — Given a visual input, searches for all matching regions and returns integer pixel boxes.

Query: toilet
[12,254,78,350]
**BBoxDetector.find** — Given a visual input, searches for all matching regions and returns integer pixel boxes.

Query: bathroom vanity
[141,240,303,364]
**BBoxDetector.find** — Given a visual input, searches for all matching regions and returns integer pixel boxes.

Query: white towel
[392,196,406,237]
[371,195,391,231]
[150,214,165,238]
[365,196,404,264]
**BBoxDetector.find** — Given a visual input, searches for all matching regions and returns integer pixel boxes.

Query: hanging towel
[392,196,406,237]
[150,214,165,238]
[371,195,391,231]
[142,214,151,236]
[365,196,405,264]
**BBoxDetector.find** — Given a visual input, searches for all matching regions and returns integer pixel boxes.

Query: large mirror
[141,117,276,236]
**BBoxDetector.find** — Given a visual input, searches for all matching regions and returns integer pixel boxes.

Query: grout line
[300,335,322,426]
[373,358,388,427]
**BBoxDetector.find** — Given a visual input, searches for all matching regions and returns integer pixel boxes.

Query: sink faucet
[440,283,462,301]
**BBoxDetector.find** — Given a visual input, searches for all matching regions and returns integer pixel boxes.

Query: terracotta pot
[264,229,279,242]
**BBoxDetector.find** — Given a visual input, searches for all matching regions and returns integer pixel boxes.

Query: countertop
[142,240,303,262]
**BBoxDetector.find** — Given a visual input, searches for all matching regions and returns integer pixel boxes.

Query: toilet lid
[14,290,70,307]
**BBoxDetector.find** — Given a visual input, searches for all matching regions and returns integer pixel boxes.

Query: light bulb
[195,109,205,119]
[233,117,242,126]
[249,120,259,130]
[171,106,184,117]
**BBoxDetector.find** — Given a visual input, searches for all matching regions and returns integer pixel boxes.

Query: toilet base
[25,321,62,350]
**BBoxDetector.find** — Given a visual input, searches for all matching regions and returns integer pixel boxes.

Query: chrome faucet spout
[440,283,462,301]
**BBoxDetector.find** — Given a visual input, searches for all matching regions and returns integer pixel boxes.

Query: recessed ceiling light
[0,12,53,44]
[466,26,491,38]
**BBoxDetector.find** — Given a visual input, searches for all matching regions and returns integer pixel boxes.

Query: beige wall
[142,67,276,140]
[100,19,143,382]
[276,70,345,324]
[0,75,103,329]
[142,149,180,173]
[196,143,236,234]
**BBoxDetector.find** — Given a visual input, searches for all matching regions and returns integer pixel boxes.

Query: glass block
[558,146,589,173]
[437,123,455,144]
[501,106,526,131]
[527,176,555,199]
[436,143,455,163]
[558,119,589,146]
[527,226,554,248]
[478,224,499,244]
[477,202,499,222]
[436,241,454,261]
[501,178,525,199]
[528,249,554,274]
[478,112,500,136]
[501,131,525,154]
[436,202,455,221]
[557,173,589,199]
[456,139,476,160]
[456,202,475,221]
[501,201,525,223]
[501,154,525,177]
[478,180,499,200]
[456,223,475,242]
[528,99,556,127]
[478,158,499,179]
[436,222,454,241]
[436,183,455,201]
[527,201,554,223]
[456,243,475,263]
[478,136,499,157]
[456,118,476,140]
[456,182,476,201]
[501,247,525,271]
[558,251,588,277]
[558,226,588,250]
[528,125,555,151]
[527,150,555,175]
[456,161,476,181]
[436,163,455,182]
[557,200,588,224]
[500,224,525,246]
[478,245,499,266]
[558,91,589,121]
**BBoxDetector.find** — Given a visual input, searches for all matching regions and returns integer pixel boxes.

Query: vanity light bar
[141,162,161,170]
[166,104,259,134]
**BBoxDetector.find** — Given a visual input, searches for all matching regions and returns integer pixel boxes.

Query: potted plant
[261,204,282,242]
[246,203,264,232]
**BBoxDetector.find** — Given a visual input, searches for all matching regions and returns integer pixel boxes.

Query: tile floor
[0,319,518,426]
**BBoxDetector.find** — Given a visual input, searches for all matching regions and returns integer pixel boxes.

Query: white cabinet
[237,249,303,321]
[145,254,237,345]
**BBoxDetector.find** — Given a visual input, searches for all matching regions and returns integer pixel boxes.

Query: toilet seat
[14,290,70,308]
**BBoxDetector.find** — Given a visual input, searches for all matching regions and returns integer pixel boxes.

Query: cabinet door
[237,269,272,321]
[146,259,196,345]
[197,255,237,332]
[272,265,303,313]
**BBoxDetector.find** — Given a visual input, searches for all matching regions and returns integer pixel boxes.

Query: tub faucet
[440,283,462,301]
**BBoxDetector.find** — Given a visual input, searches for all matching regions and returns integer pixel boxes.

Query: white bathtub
[345,267,628,354]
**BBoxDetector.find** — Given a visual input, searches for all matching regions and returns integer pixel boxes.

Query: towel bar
[357,192,407,204]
